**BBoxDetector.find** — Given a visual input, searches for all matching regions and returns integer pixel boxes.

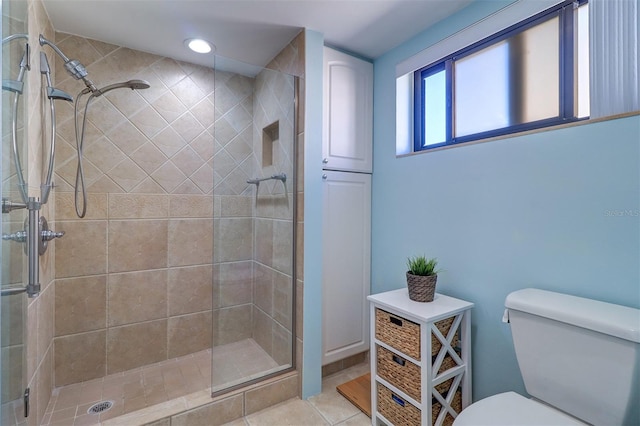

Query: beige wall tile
[214,218,253,263]
[54,330,106,386]
[129,142,168,175]
[26,300,37,388]
[151,161,188,193]
[168,195,213,218]
[1,346,23,402]
[167,218,213,267]
[253,263,273,316]
[55,192,108,220]
[1,292,24,348]
[105,120,148,156]
[168,265,212,315]
[55,275,107,336]
[273,271,292,331]
[272,194,292,220]
[35,345,53,426]
[108,220,168,273]
[108,194,169,219]
[170,393,243,426]
[213,305,251,346]
[107,320,167,374]
[244,374,299,415]
[252,306,272,355]
[216,261,253,308]
[55,220,107,278]
[271,322,293,366]
[272,219,292,274]
[220,195,253,217]
[167,311,212,358]
[108,269,168,326]
[254,219,273,267]
[107,158,148,192]
[129,105,168,140]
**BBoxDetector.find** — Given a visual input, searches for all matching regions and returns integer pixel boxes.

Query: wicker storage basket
[432,388,462,426]
[376,309,459,360]
[377,382,462,426]
[431,316,456,355]
[377,345,461,403]
[377,345,421,401]
[377,382,421,426]
[436,352,459,375]
[375,309,421,359]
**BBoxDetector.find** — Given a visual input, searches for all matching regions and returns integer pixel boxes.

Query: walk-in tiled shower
[0,1,303,421]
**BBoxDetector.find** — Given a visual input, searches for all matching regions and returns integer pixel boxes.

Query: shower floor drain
[87,400,114,415]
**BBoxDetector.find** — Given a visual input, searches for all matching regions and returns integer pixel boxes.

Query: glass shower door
[1,0,29,424]
[211,59,297,394]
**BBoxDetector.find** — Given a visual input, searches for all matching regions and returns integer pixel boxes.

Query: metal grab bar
[247,173,287,185]
[1,286,27,296]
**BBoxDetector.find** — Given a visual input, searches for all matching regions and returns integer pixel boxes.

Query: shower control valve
[41,229,65,242]
[2,230,27,243]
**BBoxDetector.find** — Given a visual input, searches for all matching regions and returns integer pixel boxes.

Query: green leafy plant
[406,255,438,276]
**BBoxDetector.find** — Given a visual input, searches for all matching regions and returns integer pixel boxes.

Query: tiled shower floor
[42,339,279,425]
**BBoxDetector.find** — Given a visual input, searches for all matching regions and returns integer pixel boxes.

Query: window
[413,0,589,151]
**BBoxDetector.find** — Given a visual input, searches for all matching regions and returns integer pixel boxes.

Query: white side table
[368,289,474,426]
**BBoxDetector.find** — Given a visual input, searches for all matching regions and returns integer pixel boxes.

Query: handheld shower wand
[37,34,150,217]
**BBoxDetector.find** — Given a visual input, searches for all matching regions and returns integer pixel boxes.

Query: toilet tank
[505,288,640,426]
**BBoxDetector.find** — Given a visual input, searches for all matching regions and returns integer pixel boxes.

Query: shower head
[90,79,151,97]
[39,34,98,93]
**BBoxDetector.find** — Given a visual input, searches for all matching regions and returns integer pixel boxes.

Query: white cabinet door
[323,47,373,173]
[322,171,371,365]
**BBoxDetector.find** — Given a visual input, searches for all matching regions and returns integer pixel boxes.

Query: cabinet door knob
[322,158,329,164]
[322,174,327,180]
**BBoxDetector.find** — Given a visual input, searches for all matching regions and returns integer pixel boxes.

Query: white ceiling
[41,0,472,73]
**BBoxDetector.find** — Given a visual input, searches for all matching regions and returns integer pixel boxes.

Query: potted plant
[406,255,439,302]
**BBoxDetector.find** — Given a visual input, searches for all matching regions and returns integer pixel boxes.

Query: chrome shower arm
[38,34,70,62]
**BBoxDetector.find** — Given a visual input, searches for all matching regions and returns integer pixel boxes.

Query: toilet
[454,288,640,426]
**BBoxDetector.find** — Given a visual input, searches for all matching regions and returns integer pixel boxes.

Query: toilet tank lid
[505,289,640,343]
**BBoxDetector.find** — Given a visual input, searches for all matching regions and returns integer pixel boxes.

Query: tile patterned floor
[224,362,372,426]
[42,339,283,425]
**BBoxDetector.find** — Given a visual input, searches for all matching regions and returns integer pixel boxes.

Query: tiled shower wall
[51,32,247,386]
[249,67,295,366]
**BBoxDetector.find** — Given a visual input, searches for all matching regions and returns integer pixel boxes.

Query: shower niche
[262,120,279,167]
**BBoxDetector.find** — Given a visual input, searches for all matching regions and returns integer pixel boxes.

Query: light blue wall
[302,29,324,399]
[371,2,640,400]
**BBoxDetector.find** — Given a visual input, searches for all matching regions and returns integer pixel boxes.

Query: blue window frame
[414,0,589,152]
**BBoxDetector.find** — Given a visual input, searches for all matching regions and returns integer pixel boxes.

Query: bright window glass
[576,3,590,118]
[423,69,446,146]
[518,16,560,122]
[454,41,509,137]
[455,16,559,138]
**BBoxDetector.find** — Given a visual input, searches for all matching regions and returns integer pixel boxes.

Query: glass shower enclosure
[1,1,29,424]
[211,59,297,394]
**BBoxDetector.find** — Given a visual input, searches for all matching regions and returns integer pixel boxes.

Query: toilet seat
[453,392,587,426]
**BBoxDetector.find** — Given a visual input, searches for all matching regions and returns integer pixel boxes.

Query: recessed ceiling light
[185,38,213,54]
